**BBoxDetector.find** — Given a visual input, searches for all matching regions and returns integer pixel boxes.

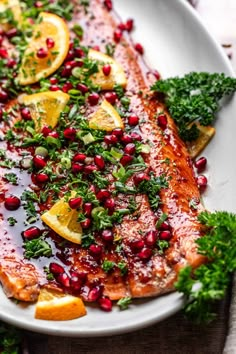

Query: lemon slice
[0,0,22,30]
[186,124,215,158]
[17,12,70,85]
[41,193,82,244]
[88,49,127,90]
[21,90,70,131]
[35,287,86,321]
[89,99,124,131]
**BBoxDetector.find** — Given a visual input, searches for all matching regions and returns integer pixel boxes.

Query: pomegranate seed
[93,45,100,51]
[88,285,102,302]
[61,64,72,77]
[101,229,114,242]
[49,85,60,91]
[70,270,87,283]
[73,153,86,163]
[74,47,85,58]
[7,58,17,68]
[104,0,112,11]
[89,244,103,257]
[0,108,3,120]
[124,143,136,155]
[96,189,111,201]
[69,197,83,209]
[120,154,133,166]
[130,239,145,252]
[46,37,55,49]
[135,43,144,55]
[6,28,17,38]
[35,173,49,183]
[159,221,171,231]
[65,49,75,61]
[62,82,73,93]
[34,1,43,7]
[57,273,70,288]
[112,128,123,138]
[41,125,52,136]
[157,114,167,129]
[104,197,115,211]
[0,36,3,46]
[159,230,172,241]
[104,91,117,105]
[83,165,98,174]
[102,64,111,76]
[83,202,92,217]
[133,172,150,186]
[194,156,207,173]
[88,92,99,105]
[128,115,139,126]
[77,83,89,94]
[121,134,132,144]
[114,29,122,43]
[22,226,41,240]
[4,195,21,210]
[130,132,142,141]
[98,296,113,311]
[104,134,118,145]
[153,70,161,80]
[49,77,58,84]
[72,162,84,173]
[49,262,64,275]
[80,218,91,229]
[33,155,46,169]
[21,107,31,120]
[63,127,76,140]
[0,48,8,59]
[197,175,208,192]
[145,230,158,247]
[48,131,59,138]
[36,47,48,58]
[70,276,82,291]
[94,155,105,170]
[118,23,126,31]
[126,19,134,32]
[137,248,152,260]
[0,90,8,102]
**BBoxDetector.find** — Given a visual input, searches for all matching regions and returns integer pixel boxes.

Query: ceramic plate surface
[0,0,235,337]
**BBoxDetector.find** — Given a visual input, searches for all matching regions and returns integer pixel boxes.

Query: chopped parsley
[23,237,52,259]
[102,259,115,273]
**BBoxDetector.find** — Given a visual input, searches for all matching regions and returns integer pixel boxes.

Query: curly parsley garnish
[175,211,236,323]
[152,72,236,141]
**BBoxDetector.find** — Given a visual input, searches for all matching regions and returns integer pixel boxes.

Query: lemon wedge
[88,49,127,90]
[35,287,86,321]
[21,90,70,131]
[89,99,124,131]
[187,124,215,158]
[41,193,82,244]
[18,12,70,85]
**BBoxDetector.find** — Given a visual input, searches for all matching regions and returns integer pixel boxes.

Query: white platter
[0,0,235,337]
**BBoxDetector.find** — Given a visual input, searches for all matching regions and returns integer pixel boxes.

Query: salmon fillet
[0,0,205,304]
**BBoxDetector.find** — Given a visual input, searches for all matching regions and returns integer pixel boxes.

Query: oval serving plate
[0,0,235,337]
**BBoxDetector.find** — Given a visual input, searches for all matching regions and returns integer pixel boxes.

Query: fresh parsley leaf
[7,217,17,227]
[175,211,236,324]
[23,237,52,259]
[102,259,115,273]
[152,72,236,141]
[117,297,132,310]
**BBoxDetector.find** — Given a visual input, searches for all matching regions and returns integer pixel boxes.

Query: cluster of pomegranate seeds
[194,157,208,192]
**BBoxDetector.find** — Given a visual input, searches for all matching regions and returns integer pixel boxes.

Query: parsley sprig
[152,72,236,141]
[175,211,236,323]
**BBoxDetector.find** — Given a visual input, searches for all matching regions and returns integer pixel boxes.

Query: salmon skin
[0,0,205,304]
